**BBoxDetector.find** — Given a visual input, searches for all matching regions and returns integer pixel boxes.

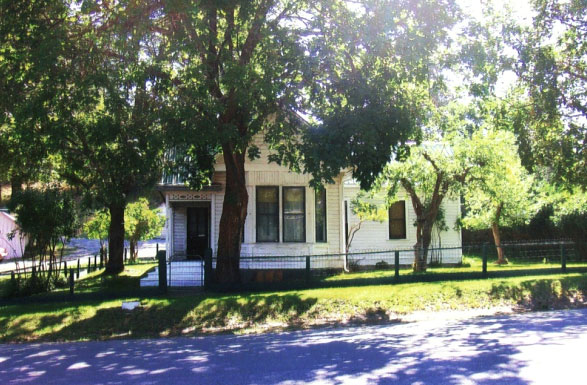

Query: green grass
[1,264,586,343]
[327,254,582,282]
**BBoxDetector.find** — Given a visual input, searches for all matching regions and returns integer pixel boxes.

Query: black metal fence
[194,240,587,291]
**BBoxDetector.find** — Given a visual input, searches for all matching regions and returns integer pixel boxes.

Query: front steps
[140,260,204,287]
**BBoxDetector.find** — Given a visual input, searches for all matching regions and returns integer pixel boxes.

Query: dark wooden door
[187,207,209,259]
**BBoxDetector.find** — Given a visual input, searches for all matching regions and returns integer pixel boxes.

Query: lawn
[1,262,586,343]
[326,254,580,282]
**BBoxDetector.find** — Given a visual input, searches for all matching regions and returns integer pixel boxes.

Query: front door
[187,206,209,259]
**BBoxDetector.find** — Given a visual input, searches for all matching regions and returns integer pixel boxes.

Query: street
[1,308,585,384]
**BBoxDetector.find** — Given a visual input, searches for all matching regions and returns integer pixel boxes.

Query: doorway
[186,206,210,259]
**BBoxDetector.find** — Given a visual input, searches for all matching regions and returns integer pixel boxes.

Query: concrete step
[140,265,204,287]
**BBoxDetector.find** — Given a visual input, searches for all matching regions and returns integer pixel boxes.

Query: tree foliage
[510,0,587,187]
[46,1,170,274]
[83,210,110,253]
[156,0,458,283]
[7,187,79,290]
[461,130,534,263]
[376,125,521,271]
[124,198,165,261]
[0,0,68,190]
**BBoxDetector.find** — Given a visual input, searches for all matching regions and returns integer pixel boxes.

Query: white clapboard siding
[163,130,462,263]
[343,186,462,264]
[173,207,187,256]
[0,211,28,259]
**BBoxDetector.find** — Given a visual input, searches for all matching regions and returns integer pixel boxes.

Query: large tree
[0,0,68,193]
[162,0,458,283]
[51,1,170,274]
[507,0,587,187]
[461,130,534,264]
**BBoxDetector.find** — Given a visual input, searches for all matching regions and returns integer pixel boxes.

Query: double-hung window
[283,187,305,242]
[256,187,279,242]
[389,200,406,239]
[315,189,327,242]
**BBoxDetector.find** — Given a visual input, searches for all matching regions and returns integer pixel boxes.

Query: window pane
[284,187,304,213]
[283,187,305,242]
[257,187,278,214]
[389,201,406,239]
[284,215,304,242]
[315,189,327,242]
[258,214,279,242]
[257,187,278,242]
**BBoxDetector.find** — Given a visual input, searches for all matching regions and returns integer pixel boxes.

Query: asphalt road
[1,308,585,384]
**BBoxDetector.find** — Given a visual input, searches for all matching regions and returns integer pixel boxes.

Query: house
[158,132,462,268]
[0,210,28,260]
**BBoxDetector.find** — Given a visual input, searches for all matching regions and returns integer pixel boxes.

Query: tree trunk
[216,147,247,285]
[130,239,138,262]
[492,203,506,264]
[106,203,126,274]
[414,221,434,272]
[10,177,23,198]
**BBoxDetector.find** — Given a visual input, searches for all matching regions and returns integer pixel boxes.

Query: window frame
[388,200,407,240]
[282,186,306,243]
[255,186,280,243]
[315,188,327,243]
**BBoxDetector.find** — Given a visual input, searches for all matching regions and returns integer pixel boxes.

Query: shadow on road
[2,309,586,384]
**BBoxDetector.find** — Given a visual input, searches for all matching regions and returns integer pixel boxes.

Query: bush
[3,272,68,298]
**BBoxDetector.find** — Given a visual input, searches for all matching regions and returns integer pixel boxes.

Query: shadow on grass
[2,293,319,342]
[489,275,587,310]
[210,266,587,295]
[190,294,317,330]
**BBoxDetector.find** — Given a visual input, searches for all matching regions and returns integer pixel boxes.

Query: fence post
[124,248,128,263]
[87,257,91,272]
[69,269,74,294]
[64,261,68,276]
[94,255,97,270]
[77,259,80,279]
[99,254,103,269]
[482,243,488,277]
[32,265,36,278]
[10,271,15,283]
[561,244,567,272]
[158,250,167,293]
[203,248,212,288]
[305,255,311,283]
[156,243,159,257]
[394,251,400,280]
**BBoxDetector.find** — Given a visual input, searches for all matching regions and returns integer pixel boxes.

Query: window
[389,200,406,239]
[315,188,327,242]
[256,187,279,242]
[283,187,305,242]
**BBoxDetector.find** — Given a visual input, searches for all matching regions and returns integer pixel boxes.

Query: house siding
[343,185,462,264]
[162,131,462,264]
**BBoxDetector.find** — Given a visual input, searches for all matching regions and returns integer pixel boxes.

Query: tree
[83,210,110,259]
[0,0,68,193]
[161,0,458,283]
[509,0,586,187]
[375,127,513,271]
[124,198,165,262]
[461,130,534,264]
[51,1,170,274]
[7,186,78,288]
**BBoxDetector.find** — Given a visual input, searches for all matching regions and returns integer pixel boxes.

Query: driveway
[1,308,585,384]
[0,238,164,274]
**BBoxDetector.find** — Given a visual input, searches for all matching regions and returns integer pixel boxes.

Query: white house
[0,210,28,260]
[158,133,462,269]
